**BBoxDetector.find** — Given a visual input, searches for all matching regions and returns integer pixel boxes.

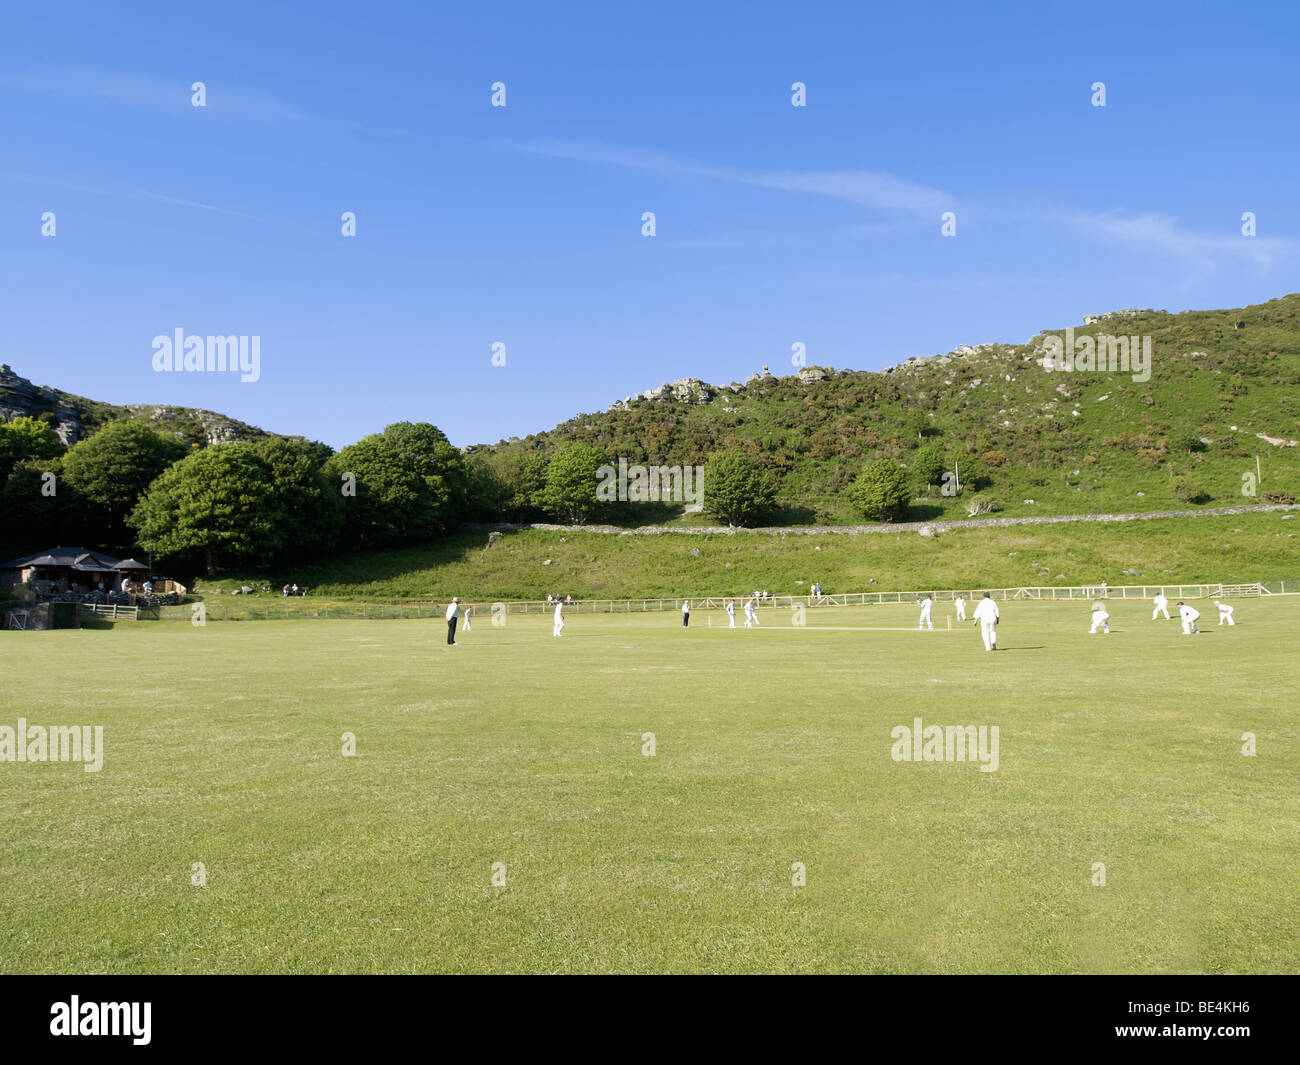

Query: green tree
[0,416,65,490]
[61,420,188,547]
[701,450,776,527]
[464,450,548,522]
[0,456,94,553]
[129,445,283,573]
[248,437,344,559]
[464,454,510,521]
[326,422,469,547]
[848,460,911,521]
[911,440,946,489]
[327,438,423,548]
[516,452,551,515]
[379,422,470,519]
[540,442,609,523]
[296,439,336,468]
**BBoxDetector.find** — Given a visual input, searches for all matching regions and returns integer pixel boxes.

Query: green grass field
[2,597,1297,973]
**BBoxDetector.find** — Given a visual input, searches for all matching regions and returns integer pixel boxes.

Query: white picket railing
[80,603,140,620]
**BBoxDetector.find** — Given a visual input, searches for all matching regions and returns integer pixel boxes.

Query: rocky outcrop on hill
[610,365,847,410]
[878,343,1011,377]
[613,377,719,410]
[0,364,84,443]
[123,405,254,445]
[606,339,1046,410]
[0,364,275,446]
[1081,308,1164,325]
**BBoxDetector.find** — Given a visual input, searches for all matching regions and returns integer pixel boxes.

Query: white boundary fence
[142,579,1295,622]
[482,581,1286,616]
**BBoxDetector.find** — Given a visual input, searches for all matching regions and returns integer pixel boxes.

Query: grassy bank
[195,511,1300,600]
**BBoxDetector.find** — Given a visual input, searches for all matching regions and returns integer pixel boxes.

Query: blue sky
[2,0,1297,449]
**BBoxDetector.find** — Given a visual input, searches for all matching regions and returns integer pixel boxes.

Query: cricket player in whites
[917,595,934,630]
[1152,593,1171,620]
[744,596,759,627]
[725,599,736,628]
[973,593,1000,651]
[1214,600,1236,626]
[445,597,460,645]
[954,594,967,621]
[1177,601,1200,635]
[1089,603,1110,633]
[553,599,565,637]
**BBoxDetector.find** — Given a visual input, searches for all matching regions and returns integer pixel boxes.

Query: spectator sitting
[282,584,290,597]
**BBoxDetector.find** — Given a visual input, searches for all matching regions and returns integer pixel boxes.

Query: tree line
[0,414,984,575]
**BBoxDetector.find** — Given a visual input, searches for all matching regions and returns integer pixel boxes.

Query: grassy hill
[9,294,1300,519]
[197,510,1300,601]
[479,295,1300,523]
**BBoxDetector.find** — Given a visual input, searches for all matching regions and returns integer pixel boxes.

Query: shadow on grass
[602,501,687,526]
[763,503,818,524]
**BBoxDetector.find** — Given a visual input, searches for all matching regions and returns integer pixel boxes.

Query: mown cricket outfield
[2,598,1296,974]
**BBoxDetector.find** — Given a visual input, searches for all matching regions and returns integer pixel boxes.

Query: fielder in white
[1089,603,1110,634]
[1152,593,1170,620]
[1214,601,1236,626]
[553,600,564,637]
[917,595,933,630]
[972,593,1000,651]
[725,599,735,628]
[954,595,967,621]
[1177,601,1200,635]
[743,596,758,627]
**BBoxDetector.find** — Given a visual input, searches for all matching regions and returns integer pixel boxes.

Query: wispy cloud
[1053,208,1295,273]
[5,70,305,121]
[1,172,321,236]
[501,139,1296,276]
[493,140,953,215]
